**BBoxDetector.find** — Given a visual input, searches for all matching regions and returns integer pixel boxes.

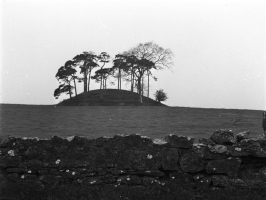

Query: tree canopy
[54,41,173,104]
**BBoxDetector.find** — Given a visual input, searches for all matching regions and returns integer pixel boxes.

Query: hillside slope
[57,89,166,106]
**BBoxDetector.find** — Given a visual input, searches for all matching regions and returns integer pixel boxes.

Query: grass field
[0,104,264,140]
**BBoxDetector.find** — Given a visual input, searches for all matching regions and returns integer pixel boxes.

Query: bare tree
[126,42,174,97]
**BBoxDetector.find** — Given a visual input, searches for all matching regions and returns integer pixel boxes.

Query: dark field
[0,104,264,140]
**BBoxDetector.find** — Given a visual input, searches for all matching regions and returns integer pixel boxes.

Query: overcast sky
[1,0,265,110]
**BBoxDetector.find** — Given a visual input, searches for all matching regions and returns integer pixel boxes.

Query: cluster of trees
[54,41,173,103]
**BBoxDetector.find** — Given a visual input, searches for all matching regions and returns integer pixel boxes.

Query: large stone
[179,153,206,173]
[210,129,236,145]
[165,135,194,148]
[208,144,227,153]
[259,167,266,181]
[0,156,22,168]
[228,139,266,157]
[206,157,241,178]
[130,149,162,170]
[212,175,230,187]
[107,134,153,150]
[193,146,227,160]
[236,130,250,142]
[195,176,212,189]
[162,147,179,170]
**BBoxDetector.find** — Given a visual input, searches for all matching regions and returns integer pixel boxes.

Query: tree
[64,60,78,98]
[112,54,128,90]
[91,68,113,90]
[73,51,98,100]
[96,52,111,100]
[54,64,77,100]
[126,41,174,97]
[154,89,168,103]
[54,84,74,100]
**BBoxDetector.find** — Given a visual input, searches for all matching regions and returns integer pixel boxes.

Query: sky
[1,0,265,110]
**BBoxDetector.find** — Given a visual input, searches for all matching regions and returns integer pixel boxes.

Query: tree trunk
[73,78,78,100]
[118,70,120,90]
[120,75,121,90]
[88,68,91,95]
[84,72,88,103]
[141,76,144,96]
[147,71,149,98]
[138,78,142,104]
[69,84,72,101]
[100,75,103,100]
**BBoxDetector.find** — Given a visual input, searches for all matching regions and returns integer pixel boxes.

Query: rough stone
[0,156,22,168]
[236,130,250,142]
[208,144,227,153]
[179,153,205,173]
[196,176,212,189]
[210,129,236,145]
[228,139,266,157]
[212,175,230,187]
[142,177,158,185]
[165,135,194,148]
[193,146,227,160]
[206,157,241,178]
[162,147,179,170]
[117,175,141,185]
[198,138,215,146]
[230,179,249,189]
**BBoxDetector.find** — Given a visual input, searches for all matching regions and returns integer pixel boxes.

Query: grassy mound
[57,89,166,106]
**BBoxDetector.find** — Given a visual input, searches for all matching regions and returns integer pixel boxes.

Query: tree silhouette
[73,51,98,101]
[96,52,111,100]
[154,89,168,103]
[64,60,78,98]
[112,54,128,90]
[54,64,77,100]
[91,68,113,90]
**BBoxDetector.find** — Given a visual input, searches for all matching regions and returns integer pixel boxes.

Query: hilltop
[57,89,166,106]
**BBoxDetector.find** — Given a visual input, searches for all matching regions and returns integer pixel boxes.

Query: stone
[136,170,165,177]
[142,177,158,185]
[6,167,23,173]
[208,144,227,153]
[7,173,19,182]
[196,176,212,189]
[206,157,241,178]
[83,177,103,185]
[210,129,236,145]
[259,167,266,181]
[165,135,194,148]
[198,138,215,146]
[193,146,227,160]
[179,153,206,173]
[0,156,22,168]
[162,147,179,170]
[117,175,141,185]
[19,159,42,169]
[212,175,230,187]
[130,149,162,170]
[102,174,116,184]
[228,139,266,157]
[230,179,248,189]
[236,130,250,142]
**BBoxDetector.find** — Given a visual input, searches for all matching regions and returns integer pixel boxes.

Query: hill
[57,89,166,106]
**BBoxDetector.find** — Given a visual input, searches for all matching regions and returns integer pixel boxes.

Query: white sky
[1,0,265,110]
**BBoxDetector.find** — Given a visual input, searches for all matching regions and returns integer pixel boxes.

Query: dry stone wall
[0,129,266,194]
